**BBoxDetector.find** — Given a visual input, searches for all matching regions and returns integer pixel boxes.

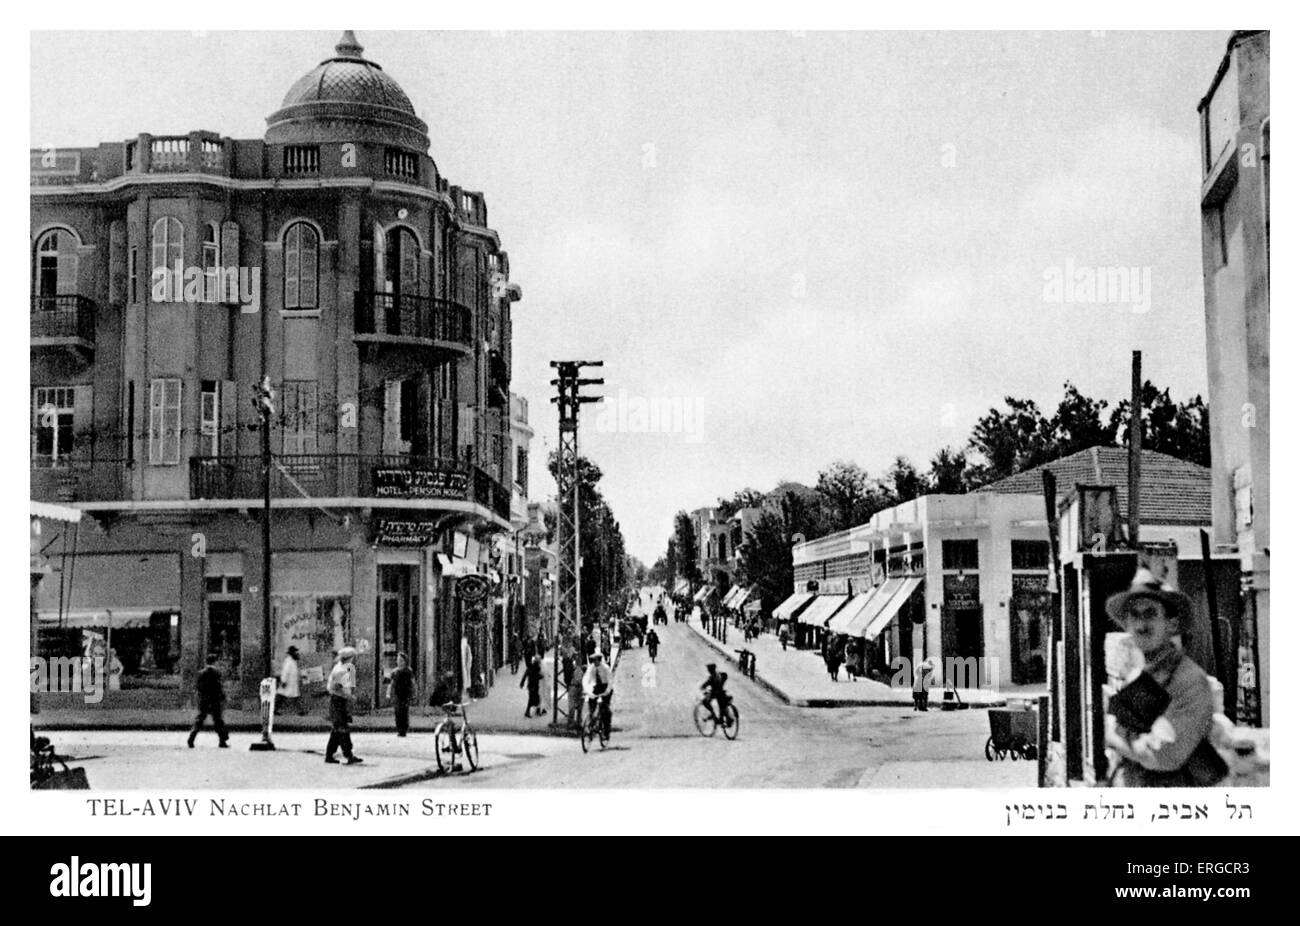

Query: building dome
[266,31,429,152]
[280,31,416,115]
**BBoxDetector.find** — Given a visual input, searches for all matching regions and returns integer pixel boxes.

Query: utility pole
[252,374,277,751]
[549,360,603,728]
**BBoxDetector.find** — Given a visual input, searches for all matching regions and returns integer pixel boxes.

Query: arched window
[383,227,419,297]
[284,222,319,309]
[33,228,79,299]
[151,217,183,281]
[202,222,220,302]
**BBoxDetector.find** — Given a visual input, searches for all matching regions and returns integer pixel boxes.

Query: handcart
[984,701,1039,761]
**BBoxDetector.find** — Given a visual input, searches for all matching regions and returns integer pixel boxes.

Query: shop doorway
[205,598,242,704]
[941,605,984,673]
[377,564,419,702]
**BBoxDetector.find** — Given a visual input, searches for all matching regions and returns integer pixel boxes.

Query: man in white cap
[325,646,362,764]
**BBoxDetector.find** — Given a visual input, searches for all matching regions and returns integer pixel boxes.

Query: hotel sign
[372,466,469,500]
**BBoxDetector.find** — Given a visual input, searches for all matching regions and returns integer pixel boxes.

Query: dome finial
[335,30,363,58]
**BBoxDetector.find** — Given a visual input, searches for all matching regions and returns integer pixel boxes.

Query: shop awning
[743,599,762,615]
[826,586,882,634]
[844,577,924,641]
[730,587,753,610]
[772,592,814,621]
[693,585,715,602]
[673,579,690,595]
[720,587,738,608]
[37,609,167,629]
[798,594,850,626]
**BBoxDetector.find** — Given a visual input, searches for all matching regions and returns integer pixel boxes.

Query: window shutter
[109,222,125,304]
[400,232,418,295]
[221,221,240,302]
[383,380,402,455]
[284,225,299,308]
[73,384,94,462]
[301,229,318,307]
[219,380,237,457]
[374,223,387,293]
[56,248,79,296]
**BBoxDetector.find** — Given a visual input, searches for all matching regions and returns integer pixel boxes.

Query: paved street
[47,621,1034,789]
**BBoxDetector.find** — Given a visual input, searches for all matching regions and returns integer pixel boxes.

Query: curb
[685,625,1008,709]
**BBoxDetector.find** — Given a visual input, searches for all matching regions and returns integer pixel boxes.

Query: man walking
[325,647,362,764]
[188,653,229,748]
[520,655,546,718]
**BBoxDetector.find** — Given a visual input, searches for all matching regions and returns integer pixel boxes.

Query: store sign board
[372,466,469,500]
[373,518,442,547]
[456,574,491,602]
[943,573,980,608]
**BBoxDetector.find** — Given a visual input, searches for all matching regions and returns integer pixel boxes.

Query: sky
[30,29,1232,565]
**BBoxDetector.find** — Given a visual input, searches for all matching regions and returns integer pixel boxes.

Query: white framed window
[283,222,319,309]
[32,386,77,465]
[148,378,182,465]
[202,223,220,303]
[151,217,183,301]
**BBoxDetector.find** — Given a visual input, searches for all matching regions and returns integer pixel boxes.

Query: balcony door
[382,377,431,458]
[375,226,419,335]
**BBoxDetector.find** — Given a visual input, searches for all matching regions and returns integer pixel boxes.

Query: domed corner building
[30,32,531,715]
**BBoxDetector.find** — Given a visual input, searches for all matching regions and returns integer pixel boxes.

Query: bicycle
[580,692,612,753]
[432,702,479,773]
[693,696,740,740]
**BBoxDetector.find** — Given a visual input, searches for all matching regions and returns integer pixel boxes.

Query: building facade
[1198,30,1269,724]
[31,33,524,711]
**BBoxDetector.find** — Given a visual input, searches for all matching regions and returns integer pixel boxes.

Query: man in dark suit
[188,654,229,748]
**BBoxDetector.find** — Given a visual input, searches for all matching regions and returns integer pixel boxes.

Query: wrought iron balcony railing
[354,292,472,348]
[189,453,511,521]
[31,295,95,345]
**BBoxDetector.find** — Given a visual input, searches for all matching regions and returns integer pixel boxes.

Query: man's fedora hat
[1104,567,1193,626]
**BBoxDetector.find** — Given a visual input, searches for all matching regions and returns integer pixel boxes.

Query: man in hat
[1102,567,1220,787]
[188,654,229,748]
[325,646,362,764]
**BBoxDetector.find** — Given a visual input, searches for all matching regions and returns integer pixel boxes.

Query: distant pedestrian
[521,655,546,717]
[535,629,547,658]
[277,645,307,716]
[913,657,935,711]
[523,633,537,666]
[826,647,842,682]
[779,625,790,651]
[325,646,362,764]
[845,642,861,682]
[388,653,414,737]
[188,654,229,748]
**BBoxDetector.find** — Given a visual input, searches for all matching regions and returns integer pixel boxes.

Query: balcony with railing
[353,292,473,355]
[190,453,512,522]
[31,295,95,358]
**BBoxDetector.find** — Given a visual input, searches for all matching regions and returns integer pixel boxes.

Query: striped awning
[826,587,882,634]
[844,577,924,641]
[797,594,850,626]
[772,592,814,621]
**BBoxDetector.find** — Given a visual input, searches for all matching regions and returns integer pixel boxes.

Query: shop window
[942,539,979,571]
[1011,540,1050,571]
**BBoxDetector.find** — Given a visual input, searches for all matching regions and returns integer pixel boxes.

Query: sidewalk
[33,657,577,737]
[686,621,1025,708]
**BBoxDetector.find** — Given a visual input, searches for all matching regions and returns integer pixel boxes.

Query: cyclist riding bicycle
[646,628,660,653]
[701,663,733,727]
[582,652,614,735]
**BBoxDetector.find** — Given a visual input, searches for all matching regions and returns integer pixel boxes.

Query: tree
[928,447,969,494]
[673,511,702,586]
[1050,381,1117,458]
[1109,383,1211,466]
[816,460,885,532]
[737,509,797,616]
[716,487,766,519]
[546,451,630,626]
[966,396,1054,486]
[883,455,926,506]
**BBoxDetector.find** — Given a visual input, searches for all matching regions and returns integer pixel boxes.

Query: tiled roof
[976,446,1210,526]
[281,32,416,115]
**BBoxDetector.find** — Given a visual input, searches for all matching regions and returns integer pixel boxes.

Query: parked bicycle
[580,692,612,753]
[433,702,479,773]
[693,697,740,740]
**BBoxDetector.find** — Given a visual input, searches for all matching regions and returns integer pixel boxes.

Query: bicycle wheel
[598,712,609,749]
[462,726,479,771]
[721,703,740,740]
[580,714,592,753]
[433,721,452,773]
[693,701,717,737]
